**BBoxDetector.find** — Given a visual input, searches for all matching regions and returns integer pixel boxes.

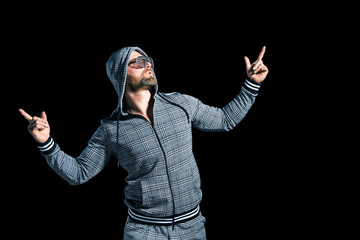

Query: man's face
[126,51,156,92]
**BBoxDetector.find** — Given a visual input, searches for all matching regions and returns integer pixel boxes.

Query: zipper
[152,126,176,229]
[125,114,176,228]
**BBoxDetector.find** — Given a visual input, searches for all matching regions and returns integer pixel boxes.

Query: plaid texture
[41,46,260,238]
[44,87,258,216]
[105,46,158,115]
[123,212,207,240]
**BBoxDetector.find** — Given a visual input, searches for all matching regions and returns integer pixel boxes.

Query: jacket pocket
[171,167,202,210]
[141,175,172,209]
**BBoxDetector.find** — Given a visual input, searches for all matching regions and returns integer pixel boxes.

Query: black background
[4,3,349,239]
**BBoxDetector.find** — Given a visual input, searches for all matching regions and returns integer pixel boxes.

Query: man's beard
[126,70,157,92]
[140,75,156,88]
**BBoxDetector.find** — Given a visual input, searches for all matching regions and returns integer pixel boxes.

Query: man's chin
[142,77,157,86]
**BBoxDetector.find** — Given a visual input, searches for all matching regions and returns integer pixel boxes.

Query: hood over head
[105,46,158,117]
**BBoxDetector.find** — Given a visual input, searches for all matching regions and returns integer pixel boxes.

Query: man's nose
[146,61,152,69]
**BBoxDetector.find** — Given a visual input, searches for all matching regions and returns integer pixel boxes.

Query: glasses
[128,56,154,68]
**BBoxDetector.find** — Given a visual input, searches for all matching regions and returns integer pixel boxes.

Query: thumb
[41,111,47,120]
[244,56,251,70]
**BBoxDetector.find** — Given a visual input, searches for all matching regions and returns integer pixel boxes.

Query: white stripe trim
[175,206,199,221]
[245,79,260,88]
[129,212,172,224]
[42,141,54,152]
[129,209,173,222]
[38,138,53,149]
[128,205,200,224]
[38,138,54,152]
[244,81,260,91]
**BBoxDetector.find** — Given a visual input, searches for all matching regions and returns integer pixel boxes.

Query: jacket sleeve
[183,79,261,132]
[38,123,113,185]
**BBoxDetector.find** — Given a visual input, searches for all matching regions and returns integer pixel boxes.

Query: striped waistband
[128,205,200,226]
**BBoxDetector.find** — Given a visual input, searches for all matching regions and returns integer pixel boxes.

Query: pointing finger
[41,111,47,121]
[19,108,33,122]
[257,46,266,60]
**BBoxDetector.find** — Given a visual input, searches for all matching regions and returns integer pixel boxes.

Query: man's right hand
[19,109,50,144]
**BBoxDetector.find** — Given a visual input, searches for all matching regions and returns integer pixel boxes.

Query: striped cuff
[38,136,57,155]
[243,79,261,94]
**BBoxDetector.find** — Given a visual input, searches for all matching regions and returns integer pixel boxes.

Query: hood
[105,46,158,117]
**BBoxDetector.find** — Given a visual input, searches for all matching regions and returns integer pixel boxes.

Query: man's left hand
[244,46,269,84]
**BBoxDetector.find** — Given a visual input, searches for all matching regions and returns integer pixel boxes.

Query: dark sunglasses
[128,56,154,68]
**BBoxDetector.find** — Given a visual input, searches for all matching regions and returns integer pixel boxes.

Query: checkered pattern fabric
[124,212,207,240]
[39,46,261,239]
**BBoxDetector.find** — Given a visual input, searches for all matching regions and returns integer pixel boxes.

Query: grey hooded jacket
[39,46,261,218]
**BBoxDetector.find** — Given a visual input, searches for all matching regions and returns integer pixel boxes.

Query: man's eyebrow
[128,57,137,63]
[128,55,144,63]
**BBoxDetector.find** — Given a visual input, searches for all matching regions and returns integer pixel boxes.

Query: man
[19,46,268,239]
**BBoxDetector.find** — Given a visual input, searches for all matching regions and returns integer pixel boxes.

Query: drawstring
[117,93,190,168]
[116,106,120,167]
[116,92,190,235]
[158,94,190,124]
